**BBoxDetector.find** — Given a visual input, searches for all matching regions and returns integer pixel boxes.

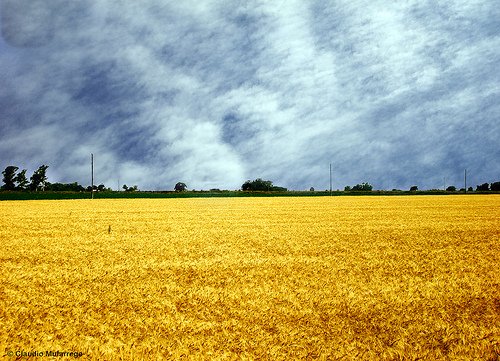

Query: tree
[30,165,49,191]
[73,182,86,192]
[446,186,456,192]
[15,169,29,190]
[175,182,187,192]
[47,182,85,192]
[241,178,287,191]
[351,182,373,191]
[467,187,473,192]
[2,165,19,190]
[491,182,500,191]
[309,187,315,192]
[344,186,351,191]
[122,184,138,192]
[242,178,274,191]
[409,186,418,192]
[476,183,489,191]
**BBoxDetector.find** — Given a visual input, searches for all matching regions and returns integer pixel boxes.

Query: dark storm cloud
[0,0,498,190]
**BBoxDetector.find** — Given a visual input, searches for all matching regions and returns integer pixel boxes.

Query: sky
[0,0,499,191]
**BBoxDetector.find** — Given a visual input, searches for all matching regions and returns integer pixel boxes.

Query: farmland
[1,196,499,360]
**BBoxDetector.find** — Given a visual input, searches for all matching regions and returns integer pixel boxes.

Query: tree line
[242,178,287,192]
[1,165,111,192]
[475,182,500,191]
[2,165,49,191]
[2,164,499,193]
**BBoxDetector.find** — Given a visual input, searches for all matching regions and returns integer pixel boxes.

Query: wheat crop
[1,196,499,360]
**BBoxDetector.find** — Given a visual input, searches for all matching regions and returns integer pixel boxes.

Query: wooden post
[464,169,467,193]
[91,153,94,199]
[329,163,332,196]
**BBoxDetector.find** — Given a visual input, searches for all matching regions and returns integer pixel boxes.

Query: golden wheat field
[0,195,499,360]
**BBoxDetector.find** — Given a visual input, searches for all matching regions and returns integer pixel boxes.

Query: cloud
[0,0,498,191]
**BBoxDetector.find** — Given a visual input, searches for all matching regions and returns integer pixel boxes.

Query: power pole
[329,163,332,196]
[91,153,94,199]
[464,169,467,193]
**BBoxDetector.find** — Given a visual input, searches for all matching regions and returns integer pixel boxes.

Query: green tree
[351,182,373,191]
[46,182,85,192]
[30,165,49,191]
[174,182,187,192]
[242,178,273,191]
[122,184,138,192]
[476,183,489,191]
[2,165,19,190]
[446,186,456,192]
[490,182,500,191]
[15,169,29,190]
[409,186,418,192]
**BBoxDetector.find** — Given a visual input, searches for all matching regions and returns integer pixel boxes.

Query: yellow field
[1,196,499,360]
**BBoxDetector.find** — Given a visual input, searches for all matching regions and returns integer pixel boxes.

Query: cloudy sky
[0,0,498,191]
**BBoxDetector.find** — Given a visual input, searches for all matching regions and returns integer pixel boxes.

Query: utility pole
[329,163,332,196]
[464,169,467,193]
[91,153,94,199]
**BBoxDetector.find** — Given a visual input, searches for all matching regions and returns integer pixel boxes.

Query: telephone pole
[329,163,332,196]
[464,169,467,193]
[91,153,94,199]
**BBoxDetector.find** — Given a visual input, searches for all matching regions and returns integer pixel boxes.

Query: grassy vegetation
[0,189,495,201]
[1,196,498,359]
